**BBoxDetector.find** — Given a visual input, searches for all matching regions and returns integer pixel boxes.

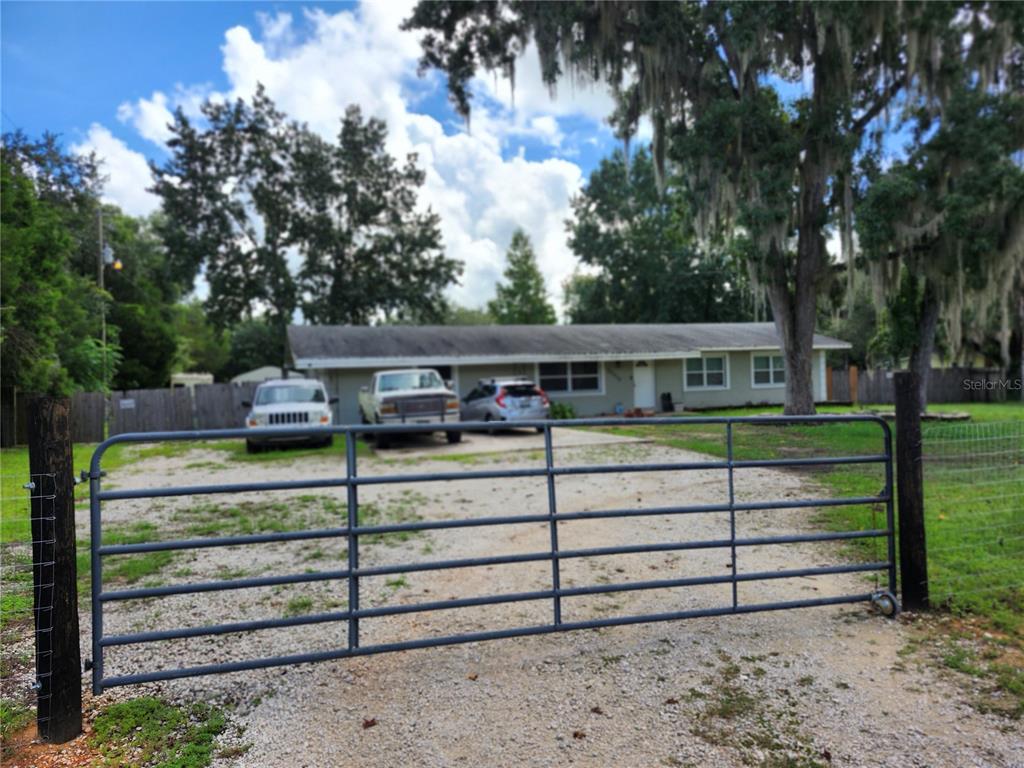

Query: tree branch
[852,76,905,135]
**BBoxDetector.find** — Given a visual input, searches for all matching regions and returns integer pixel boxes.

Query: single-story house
[286,323,851,425]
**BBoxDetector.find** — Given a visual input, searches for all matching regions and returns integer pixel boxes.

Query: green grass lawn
[594,401,1024,631]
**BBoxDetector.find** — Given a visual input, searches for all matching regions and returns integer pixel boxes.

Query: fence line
[922,420,1023,614]
[2,383,269,446]
[0,473,57,735]
[829,367,1009,404]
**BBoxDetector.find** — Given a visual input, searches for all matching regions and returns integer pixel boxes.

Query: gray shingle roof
[288,323,849,367]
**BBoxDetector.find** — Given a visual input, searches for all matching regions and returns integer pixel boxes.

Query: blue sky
[2,1,622,309]
[3,2,909,311]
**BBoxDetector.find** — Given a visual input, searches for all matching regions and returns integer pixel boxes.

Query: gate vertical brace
[882,421,898,595]
[726,421,738,610]
[543,425,562,625]
[345,429,360,649]
[90,467,103,695]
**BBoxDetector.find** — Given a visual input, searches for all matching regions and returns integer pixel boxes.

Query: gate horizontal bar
[95,496,889,557]
[98,456,888,501]
[98,477,350,501]
[97,530,889,603]
[100,561,889,648]
[99,568,349,602]
[99,527,348,555]
[97,592,876,689]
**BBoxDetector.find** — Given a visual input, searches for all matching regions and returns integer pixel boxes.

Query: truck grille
[397,396,446,416]
[269,412,310,425]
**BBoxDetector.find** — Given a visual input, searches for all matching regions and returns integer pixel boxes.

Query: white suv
[243,378,337,453]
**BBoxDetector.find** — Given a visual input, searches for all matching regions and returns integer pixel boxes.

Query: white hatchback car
[243,378,337,453]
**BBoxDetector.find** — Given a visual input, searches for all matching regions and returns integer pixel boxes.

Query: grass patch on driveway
[90,696,228,768]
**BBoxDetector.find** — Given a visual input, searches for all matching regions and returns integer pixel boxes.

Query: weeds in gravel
[90,696,226,768]
[905,615,1024,719]
[283,597,314,617]
[72,521,178,599]
[358,491,427,546]
[686,655,827,766]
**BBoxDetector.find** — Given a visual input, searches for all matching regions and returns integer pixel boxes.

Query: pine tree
[488,229,557,325]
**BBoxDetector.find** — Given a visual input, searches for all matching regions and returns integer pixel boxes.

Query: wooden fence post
[893,372,929,610]
[26,396,82,742]
[849,365,859,406]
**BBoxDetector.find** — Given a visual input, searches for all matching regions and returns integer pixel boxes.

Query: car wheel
[484,414,496,435]
[321,435,334,449]
[446,431,462,444]
[535,426,545,434]
[245,440,260,454]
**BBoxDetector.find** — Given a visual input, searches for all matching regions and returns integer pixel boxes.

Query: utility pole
[97,207,106,392]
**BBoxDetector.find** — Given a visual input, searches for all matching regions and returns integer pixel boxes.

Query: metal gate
[87,415,897,694]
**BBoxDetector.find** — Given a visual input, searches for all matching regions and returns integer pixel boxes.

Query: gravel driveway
[81,431,1023,768]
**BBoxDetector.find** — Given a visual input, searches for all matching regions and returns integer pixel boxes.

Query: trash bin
[660,392,674,412]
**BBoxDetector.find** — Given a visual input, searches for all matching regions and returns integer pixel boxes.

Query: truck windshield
[379,371,443,392]
[255,386,325,405]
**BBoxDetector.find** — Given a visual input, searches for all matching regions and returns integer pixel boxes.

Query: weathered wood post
[893,372,929,610]
[26,396,82,742]
[849,365,859,406]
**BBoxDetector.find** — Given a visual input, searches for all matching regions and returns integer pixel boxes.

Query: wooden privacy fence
[828,366,1008,404]
[192,383,258,430]
[110,388,193,435]
[3,383,263,445]
[70,392,105,444]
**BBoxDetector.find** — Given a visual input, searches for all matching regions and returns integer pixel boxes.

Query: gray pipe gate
[87,415,899,694]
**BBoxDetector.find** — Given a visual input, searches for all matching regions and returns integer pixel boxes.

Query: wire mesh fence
[922,420,1024,621]
[0,472,56,737]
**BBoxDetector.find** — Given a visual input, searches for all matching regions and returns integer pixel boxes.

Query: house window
[752,355,785,387]
[538,361,601,393]
[685,356,728,390]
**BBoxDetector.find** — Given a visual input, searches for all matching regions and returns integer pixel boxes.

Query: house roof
[288,323,850,369]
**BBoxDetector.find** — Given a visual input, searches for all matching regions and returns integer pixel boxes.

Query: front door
[633,361,655,410]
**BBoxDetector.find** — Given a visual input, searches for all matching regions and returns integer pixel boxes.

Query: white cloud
[118,82,224,149]
[89,1,617,315]
[71,125,160,217]
[472,41,617,125]
[117,90,175,146]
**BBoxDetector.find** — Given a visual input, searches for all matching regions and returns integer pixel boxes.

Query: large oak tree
[404,1,1022,413]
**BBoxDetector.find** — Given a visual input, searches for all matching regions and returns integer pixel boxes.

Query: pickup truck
[358,369,461,448]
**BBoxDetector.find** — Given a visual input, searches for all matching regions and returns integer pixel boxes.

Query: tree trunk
[1018,289,1024,397]
[767,284,818,415]
[763,159,831,415]
[908,278,941,410]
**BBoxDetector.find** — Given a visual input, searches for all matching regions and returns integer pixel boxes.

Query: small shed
[230,366,305,385]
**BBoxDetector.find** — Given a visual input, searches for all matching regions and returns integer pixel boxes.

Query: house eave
[294,343,849,370]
